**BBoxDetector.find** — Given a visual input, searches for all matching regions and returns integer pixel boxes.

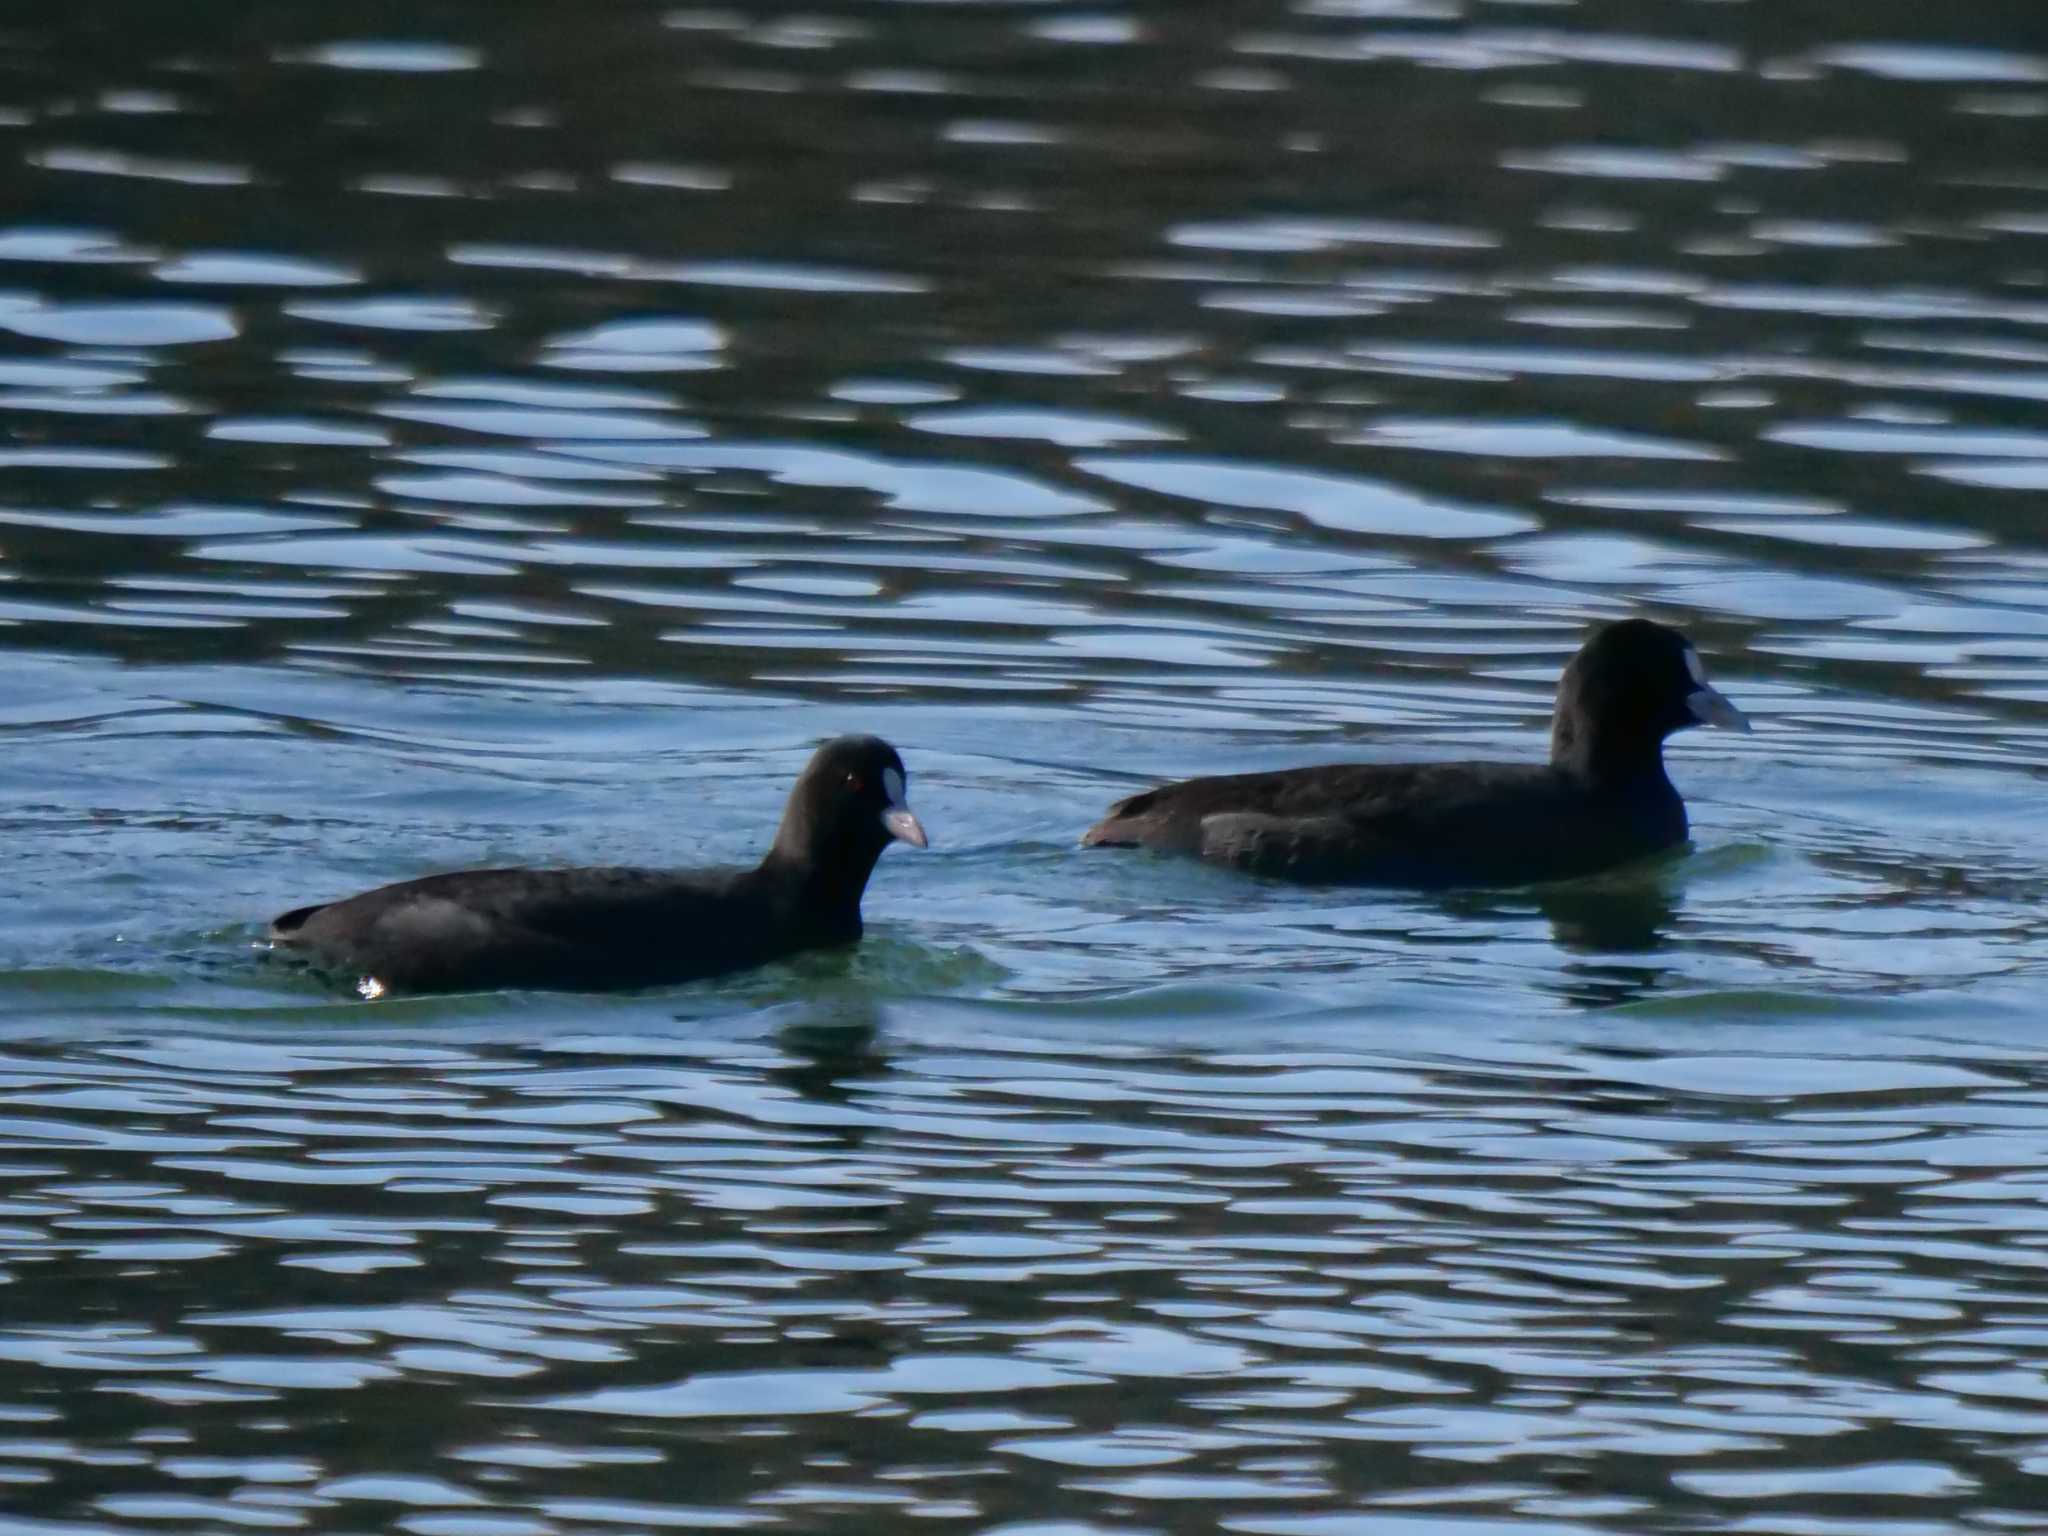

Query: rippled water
[5,1,2048,1530]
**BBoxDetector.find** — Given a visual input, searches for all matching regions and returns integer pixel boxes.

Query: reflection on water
[5,0,2048,1529]
[6,1021,2048,1533]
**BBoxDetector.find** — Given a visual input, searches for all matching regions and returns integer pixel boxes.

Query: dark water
[6,1,2048,1530]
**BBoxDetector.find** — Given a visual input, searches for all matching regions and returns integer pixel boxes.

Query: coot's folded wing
[1086,762,1537,844]
[273,866,751,991]
[1088,761,1573,885]
[1085,764,1388,851]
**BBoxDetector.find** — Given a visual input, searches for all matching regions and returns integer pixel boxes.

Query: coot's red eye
[846,773,863,792]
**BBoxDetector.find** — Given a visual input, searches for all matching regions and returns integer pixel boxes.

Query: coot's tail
[1079,820,1137,848]
[1080,788,1157,847]
[268,903,326,942]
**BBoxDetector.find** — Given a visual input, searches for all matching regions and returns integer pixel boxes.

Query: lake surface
[5,1,2048,1531]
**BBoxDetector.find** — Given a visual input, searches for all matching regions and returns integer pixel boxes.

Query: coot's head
[771,735,929,878]
[1550,619,1749,776]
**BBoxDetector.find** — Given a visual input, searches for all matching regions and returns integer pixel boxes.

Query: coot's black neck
[759,829,888,934]
[1549,713,1676,792]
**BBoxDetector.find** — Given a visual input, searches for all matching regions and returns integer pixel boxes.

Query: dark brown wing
[270,865,771,992]
[1083,761,1539,849]
[1084,760,1681,887]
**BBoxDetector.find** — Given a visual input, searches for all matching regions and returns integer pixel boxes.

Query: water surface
[4,1,2048,1531]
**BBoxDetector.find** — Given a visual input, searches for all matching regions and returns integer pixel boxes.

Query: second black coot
[1082,619,1748,887]
[269,735,928,996]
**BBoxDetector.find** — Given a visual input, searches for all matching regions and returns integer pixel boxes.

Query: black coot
[269,735,928,996]
[1082,619,1748,887]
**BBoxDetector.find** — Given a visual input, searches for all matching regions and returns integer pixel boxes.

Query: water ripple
[0,2,2046,1530]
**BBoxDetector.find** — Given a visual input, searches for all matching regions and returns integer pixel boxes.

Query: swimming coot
[269,735,928,996]
[1081,619,1748,887]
